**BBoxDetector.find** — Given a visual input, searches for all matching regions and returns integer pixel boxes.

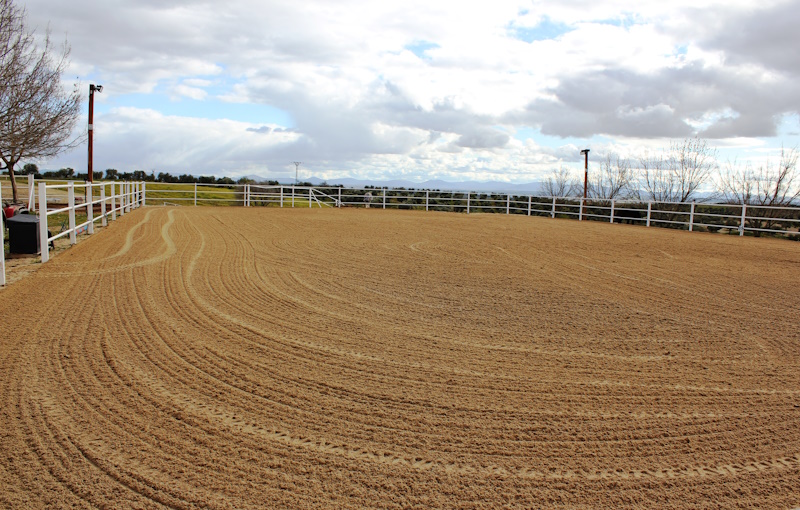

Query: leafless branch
[0,0,83,202]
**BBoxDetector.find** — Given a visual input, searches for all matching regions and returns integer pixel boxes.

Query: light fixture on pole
[88,84,103,184]
[292,161,302,184]
[580,149,590,199]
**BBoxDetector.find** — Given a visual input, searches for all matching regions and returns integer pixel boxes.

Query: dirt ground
[1,206,799,509]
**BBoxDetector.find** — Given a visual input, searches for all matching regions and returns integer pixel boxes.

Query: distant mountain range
[243,175,545,193]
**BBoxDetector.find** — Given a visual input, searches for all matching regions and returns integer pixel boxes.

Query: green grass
[143,183,243,205]
[45,211,90,233]
[3,178,324,209]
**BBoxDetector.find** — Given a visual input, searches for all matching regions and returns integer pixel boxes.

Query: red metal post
[88,86,94,183]
[581,149,590,199]
[88,84,102,184]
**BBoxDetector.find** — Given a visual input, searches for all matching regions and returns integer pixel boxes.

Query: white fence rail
[1,179,144,286]
[3,179,798,286]
[149,183,796,239]
[38,180,144,263]
[137,182,800,238]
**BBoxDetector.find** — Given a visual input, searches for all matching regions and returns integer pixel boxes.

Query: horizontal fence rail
[0,179,144,286]
[154,183,795,240]
[3,178,798,287]
[38,181,145,263]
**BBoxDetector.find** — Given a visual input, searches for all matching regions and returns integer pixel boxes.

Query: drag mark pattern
[1,207,799,509]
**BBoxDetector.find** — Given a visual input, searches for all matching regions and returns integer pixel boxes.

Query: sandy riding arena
[1,207,799,508]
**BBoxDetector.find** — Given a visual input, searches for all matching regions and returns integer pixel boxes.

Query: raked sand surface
[1,206,799,508]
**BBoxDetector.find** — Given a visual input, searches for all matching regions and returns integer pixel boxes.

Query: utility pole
[88,84,103,184]
[292,161,302,184]
[580,149,590,199]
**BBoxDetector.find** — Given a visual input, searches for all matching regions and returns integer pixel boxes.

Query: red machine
[2,204,26,220]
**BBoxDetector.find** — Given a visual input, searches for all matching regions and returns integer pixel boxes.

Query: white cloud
[21,0,800,182]
[171,84,208,101]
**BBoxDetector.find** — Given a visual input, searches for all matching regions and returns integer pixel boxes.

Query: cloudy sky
[22,0,800,183]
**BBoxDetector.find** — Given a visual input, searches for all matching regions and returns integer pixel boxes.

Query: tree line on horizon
[10,164,281,186]
[6,138,799,211]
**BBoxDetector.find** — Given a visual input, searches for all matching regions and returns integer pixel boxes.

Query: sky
[20,0,800,184]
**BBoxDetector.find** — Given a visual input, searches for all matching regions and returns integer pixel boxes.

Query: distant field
[1,207,799,508]
[1,178,253,208]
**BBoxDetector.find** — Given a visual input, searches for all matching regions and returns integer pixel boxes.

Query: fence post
[426,190,429,211]
[281,186,284,207]
[383,188,386,209]
[527,196,532,216]
[291,186,295,208]
[87,184,94,235]
[739,204,746,236]
[0,182,4,285]
[466,193,470,214]
[551,197,556,218]
[309,187,312,208]
[142,181,147,206]
[112,183,117,221]
[646,202,652,227]
[39,182,49,263]
[68,181,76,245]
[506,194,510,214]
[126,182,131,213]
[337,187,341,208]
[101,185,107,227]
[27,173,35,211]
[579,198,584,221]
[689,201,696,232]
[610,199,615,223]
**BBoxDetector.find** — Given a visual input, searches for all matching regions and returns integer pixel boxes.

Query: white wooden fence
[2,179,798,287]
[138,182,800,238]
[1,179,143,285]
[153,183,794,238]
[37,180,144,263]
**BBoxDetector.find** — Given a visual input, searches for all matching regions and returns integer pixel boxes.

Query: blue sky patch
[594,13,640,28]
[97,91,294,127]
[509,17,574,42]
[404,41,440,59]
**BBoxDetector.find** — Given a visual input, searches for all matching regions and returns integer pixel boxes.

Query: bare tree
[541,166,580,197]
[718,147,799,205]
[588,153,634,200]
[717,146,799,235]
[0,0,82,203]
[637,138,717,203]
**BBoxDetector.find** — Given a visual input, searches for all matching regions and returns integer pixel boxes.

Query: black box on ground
[6,214,40,254]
